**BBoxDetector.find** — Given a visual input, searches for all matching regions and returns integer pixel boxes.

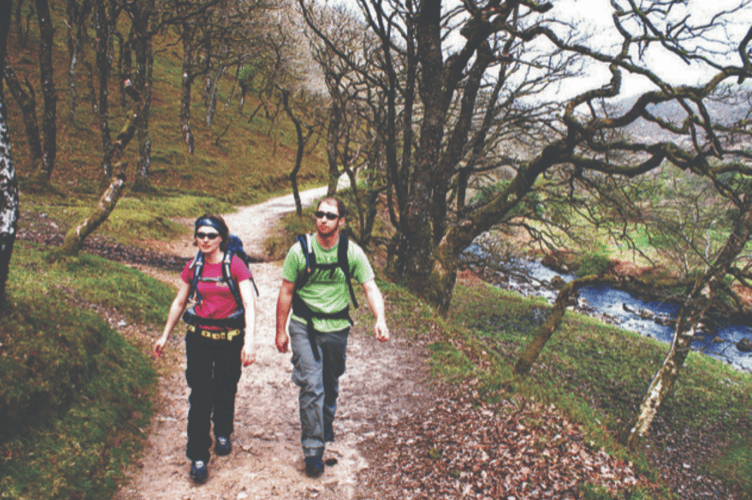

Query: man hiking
[275,197,389,477]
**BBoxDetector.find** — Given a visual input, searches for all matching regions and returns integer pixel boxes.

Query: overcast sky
[327,0,752,99]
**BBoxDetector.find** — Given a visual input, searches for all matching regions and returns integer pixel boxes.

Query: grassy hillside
[6,0,329,208]
[0,244,172,499]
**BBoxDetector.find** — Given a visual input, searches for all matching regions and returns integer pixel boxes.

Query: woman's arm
[153,280,191,356]
[239,279,257,366]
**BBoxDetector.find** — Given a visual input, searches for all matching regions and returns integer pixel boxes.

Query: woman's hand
[153,334,168,357]
[241,343,256,367]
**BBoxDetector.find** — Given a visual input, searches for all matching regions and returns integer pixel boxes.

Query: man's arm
[276,279,295,353]
[362,279,389,342]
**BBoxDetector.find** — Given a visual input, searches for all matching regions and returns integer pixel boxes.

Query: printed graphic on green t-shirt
[281,236,374,332]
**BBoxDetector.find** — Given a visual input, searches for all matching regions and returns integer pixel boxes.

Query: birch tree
[0,0,20,309]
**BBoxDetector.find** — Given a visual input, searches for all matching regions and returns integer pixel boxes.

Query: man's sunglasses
[314,211,340,220]
[195,232,220,240]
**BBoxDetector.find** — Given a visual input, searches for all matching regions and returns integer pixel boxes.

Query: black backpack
[183,234,259,328]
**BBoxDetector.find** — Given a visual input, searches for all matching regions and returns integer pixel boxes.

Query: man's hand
[241,343,256,367]
[374,320,389,342]
[276,330,289,353]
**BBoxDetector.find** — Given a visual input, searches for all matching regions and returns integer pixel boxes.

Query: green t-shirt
[281,235,375,332]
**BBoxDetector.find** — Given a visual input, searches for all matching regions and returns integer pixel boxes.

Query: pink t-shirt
[181,254,252,326]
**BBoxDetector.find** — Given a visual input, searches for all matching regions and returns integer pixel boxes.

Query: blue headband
[194,217,223,234]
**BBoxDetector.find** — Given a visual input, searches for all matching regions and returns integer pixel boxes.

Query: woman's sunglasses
[314,211,339,220]
[195,232,220,240]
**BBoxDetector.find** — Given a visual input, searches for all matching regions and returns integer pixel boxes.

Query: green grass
[21,193,237,245]
[0,244,172,499]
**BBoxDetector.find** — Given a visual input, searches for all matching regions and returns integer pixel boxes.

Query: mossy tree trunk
[58,81,144,256]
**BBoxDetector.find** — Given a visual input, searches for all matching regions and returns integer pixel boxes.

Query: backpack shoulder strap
[188,252,204,304]
[222,251,245,313]
[338,234,358,309]
[294,233,315,289]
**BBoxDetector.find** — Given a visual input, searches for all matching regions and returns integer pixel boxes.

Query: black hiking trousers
[184,327,243,462]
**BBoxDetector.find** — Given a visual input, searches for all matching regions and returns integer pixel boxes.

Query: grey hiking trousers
[288,319,349,457]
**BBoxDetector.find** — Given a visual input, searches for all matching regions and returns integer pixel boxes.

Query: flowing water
[479,257,752,373]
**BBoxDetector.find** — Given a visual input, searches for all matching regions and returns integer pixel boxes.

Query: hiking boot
[324,423,334,443]
[305,454,324,477]
[189,460,208,483]
[215,436,232,456]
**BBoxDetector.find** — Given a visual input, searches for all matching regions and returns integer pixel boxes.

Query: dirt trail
[114,188,430,500]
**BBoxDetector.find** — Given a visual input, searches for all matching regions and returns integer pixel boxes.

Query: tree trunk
[326,89,341,196]
[0,0,19,310]
[15,0,31,47]
[206,65,224,126]
[3,65,43,168]
[282,90,304,217]
[58,81,144,256]
[514,275,620,376]
[94,0,113,177]
[180,25,195,154]
[66,0,91,123]
[58,172,127,254]
[624,196,752,449]
[34,0,57,181]
[128,0,153,190]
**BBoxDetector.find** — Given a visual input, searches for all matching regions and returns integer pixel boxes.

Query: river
[473,256,752,373]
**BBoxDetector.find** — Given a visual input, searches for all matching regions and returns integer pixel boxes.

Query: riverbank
[461,249,752,373]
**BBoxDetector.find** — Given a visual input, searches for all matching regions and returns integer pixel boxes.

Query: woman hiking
[153,213,257,483]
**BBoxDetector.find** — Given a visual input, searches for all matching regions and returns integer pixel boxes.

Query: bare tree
[302,0,752,318]
[304,4,387,243]
[281,86,323,216]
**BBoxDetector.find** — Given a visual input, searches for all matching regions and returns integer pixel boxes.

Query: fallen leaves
[361,387,649,499]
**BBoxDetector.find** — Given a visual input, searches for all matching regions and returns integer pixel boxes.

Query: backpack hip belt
[182,306,245,329]
[187,324,242,341]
